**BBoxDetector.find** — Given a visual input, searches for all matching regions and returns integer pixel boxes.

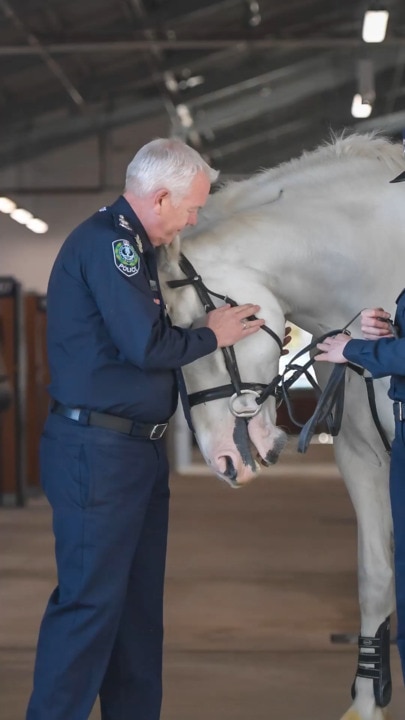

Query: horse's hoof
[340,708,392,720]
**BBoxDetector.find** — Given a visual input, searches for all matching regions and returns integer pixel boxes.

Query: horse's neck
[176,140,405,337]
[183,230,367,338]
[271,247,366,336]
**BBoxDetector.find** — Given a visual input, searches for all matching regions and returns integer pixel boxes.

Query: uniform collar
[108,195,154,254]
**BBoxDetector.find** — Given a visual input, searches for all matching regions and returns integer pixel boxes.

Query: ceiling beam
[0,97,165,168]
[0,45,400,170]
[1,38,405,55]
[0,0,85,107]
[189,49,400,134]
[209,118,312,159]
[354,110,405,134]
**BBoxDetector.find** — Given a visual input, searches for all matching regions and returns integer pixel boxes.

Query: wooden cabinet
[0,277,24,506]
[24,294,49,491]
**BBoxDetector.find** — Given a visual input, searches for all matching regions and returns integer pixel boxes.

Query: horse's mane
[191,133,404,234]
[159,133,405,267]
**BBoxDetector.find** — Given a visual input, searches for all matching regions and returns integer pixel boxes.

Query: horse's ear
[390,170,405,183]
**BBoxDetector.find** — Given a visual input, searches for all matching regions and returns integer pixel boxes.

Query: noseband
[166,253,283,418]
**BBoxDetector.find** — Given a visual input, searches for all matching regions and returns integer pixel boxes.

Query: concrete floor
[1,444,405,720]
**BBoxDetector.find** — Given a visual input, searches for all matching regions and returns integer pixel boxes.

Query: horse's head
[158,238,288,487]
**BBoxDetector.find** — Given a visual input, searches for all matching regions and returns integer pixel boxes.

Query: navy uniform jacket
[343,289,405,402]
[47,196,217,423]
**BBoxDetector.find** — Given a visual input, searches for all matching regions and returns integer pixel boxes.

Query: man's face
[151,171,211,246]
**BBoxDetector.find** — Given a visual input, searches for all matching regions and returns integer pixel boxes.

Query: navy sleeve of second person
[343,337,405,378]
[84,231,218,370]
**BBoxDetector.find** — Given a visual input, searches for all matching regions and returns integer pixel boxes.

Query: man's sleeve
[84,232,218,369]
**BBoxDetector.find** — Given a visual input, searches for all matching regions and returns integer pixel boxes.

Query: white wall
[0,117,170,293]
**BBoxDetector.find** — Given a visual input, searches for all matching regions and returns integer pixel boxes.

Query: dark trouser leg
[26,417,165,720]
[389,422,405,684]
[99,440,169,720]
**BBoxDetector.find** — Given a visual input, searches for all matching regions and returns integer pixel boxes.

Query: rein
[166,254,391,453]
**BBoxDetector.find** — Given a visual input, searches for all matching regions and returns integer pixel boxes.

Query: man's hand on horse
[361,307,395,339]
[206,303,265,348]
[282,325,292,356]
[315,333,351,364]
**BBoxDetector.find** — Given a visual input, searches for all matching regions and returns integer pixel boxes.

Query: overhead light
[176,103,194,128]
[178,75,205,90]
[0,198,49,233]
[26,218,49,234]
[351,93,373,118]
[246,0,261,27]
[10,208,33,224]
[0,196,17,214]
[362,9,389,43]
[351,59,375,118]
[163,71,178,93]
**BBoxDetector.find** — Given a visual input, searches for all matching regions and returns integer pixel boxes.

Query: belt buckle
[149,423,167,440]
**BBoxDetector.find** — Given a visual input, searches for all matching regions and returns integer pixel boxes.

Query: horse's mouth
[216,455,262,488]
[200,418,288,487]
[261,434,288,465]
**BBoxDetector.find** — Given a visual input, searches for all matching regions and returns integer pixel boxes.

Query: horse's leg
[332,372,394,720]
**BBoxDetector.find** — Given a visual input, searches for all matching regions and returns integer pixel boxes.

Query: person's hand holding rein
[360,308,395,339]
[315,306,396,364]
[315,333,351,364]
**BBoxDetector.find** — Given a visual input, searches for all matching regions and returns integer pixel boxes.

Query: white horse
[158,134,405,720]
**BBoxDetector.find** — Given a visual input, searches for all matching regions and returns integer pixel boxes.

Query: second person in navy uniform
[25,137,266,720]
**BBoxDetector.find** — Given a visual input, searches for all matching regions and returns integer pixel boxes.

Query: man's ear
[154,189,170,213]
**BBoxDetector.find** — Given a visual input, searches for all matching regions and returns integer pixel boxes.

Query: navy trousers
[390,419,405,683]
[26,413,170,720]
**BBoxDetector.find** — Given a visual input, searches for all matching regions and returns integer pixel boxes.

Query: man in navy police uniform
[26,138,265,720]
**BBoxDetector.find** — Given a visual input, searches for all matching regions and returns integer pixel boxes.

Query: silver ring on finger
[241,319,248,330]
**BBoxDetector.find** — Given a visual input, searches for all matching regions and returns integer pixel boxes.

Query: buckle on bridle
[229,389,261,418]
[150,423,168,439]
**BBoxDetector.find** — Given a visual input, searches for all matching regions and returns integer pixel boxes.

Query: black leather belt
[393,401,405,422]
[50,400,168,440]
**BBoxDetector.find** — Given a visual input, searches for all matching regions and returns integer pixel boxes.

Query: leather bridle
[166,253,391,453]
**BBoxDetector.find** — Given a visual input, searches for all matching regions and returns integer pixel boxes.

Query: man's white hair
[125,137,219,202]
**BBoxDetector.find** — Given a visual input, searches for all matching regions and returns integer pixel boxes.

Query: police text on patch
[112,239,140,276]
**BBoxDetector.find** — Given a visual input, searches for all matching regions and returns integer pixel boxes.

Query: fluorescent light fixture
[247,0,261,27]
[0,196,49,233]
[0,196,17,214]
[10,208,33,224]
[362,9,389,43]
[178,75,205,90]
[351,93,373,118]
[26,218,48,234]
[163,71,178,93]
[176,103,193,128]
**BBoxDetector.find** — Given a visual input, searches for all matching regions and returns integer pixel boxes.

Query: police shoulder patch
[112,239,140,277]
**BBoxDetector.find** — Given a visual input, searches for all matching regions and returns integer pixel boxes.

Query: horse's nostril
[224,455,237,481]
[257,453,271,467]
[264,449,280,465]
